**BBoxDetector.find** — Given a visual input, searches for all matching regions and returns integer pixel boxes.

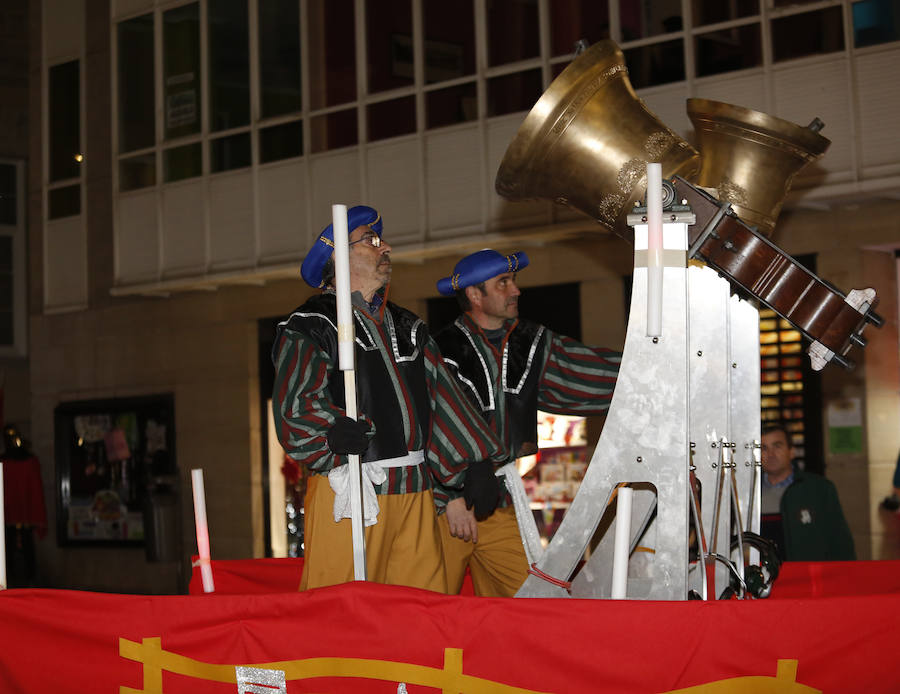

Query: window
[771,6,845,62]
[118,14,154,154]
[259,0,301,118]
[488,0,539,66]
[163,3,201,141]
[49,60,81,220]
[853,0,900,47]
[0,160,26,355]
[208,0,249,133]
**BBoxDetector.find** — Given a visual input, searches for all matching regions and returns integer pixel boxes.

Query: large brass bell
[495,40,700,243]
[686,98,831,237]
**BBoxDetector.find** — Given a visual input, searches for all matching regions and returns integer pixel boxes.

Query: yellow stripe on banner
[661,659,820,694]
[119,639,552,694]
[633,249,687,268]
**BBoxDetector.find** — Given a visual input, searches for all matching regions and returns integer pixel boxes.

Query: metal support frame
[517,214,761,601]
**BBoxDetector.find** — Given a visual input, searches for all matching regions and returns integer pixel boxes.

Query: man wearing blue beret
[271,206,506,592]
[434,248,622,597]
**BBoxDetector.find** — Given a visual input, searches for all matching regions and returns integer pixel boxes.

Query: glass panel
[696,24,762,76]
[119,153,157,191]
[211,132,251,172]
[691,0,758,26]
[624,39,684,88]
[0,164,16,225]
[259,0,301,118]
[488,0,539,66]
[771,7,844,63]
[209,0,249,131]
[620,0,682,41]
[0,310,11,345]
[0,237,11,272]
[368,96,416,141]
[164,3,201,140]
[49,61,81,182]
[426,82,477,129]
[48,184,81,219]
[163,143,202,182]
[854,0,900,48]
[259,121,303,163]
[308,0,356,109]
[118,14,155,152]
[487,69,542,117]
[310,109,358,153]
[367,0,413,93]
[423,0,475,83]
[550,0,610,56]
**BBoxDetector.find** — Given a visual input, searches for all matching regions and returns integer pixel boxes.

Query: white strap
[328,450,425,527]
[496,462,544,565]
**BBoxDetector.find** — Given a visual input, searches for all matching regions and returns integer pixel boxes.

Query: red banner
[1,561,898,692]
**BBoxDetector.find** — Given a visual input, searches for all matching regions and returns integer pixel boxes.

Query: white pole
[191,468,215,593]
[646,162,664,337]
[332,204,367,581]
[0,463,6,590]
[611,485,633,599]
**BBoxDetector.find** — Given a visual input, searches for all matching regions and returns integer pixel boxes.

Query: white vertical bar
[0,463,6,590]
[646,163,663,337]
[191,468,215,593]
[611,485,633,599]
[332,204,367,581]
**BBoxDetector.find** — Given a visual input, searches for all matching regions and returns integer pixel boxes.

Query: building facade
[8,0,900,592]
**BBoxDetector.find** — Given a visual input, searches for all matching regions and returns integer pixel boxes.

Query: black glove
[326,416,372,455]
[464,462,500,521]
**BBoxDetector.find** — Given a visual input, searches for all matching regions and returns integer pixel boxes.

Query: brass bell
[495,40,700,243]
[686,98,831,237]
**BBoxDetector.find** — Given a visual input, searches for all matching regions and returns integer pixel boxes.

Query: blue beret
[300,205,383,288]
[437,249,529,296]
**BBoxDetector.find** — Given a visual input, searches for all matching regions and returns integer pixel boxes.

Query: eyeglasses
[349,232,383,248]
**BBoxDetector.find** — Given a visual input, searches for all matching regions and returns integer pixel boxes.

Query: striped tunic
[271,292,504,508]
[436,313,621,503]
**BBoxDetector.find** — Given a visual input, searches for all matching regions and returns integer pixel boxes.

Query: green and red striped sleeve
[271,327,346,474]
[423,338,505,506]
[537,331,621,415]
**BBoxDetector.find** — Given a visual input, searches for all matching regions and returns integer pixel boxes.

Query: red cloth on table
[1,454,47,538]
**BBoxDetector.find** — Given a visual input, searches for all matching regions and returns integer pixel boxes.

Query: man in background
[760,425,855,561]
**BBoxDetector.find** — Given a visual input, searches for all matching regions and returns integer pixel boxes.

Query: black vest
[436,317,546,458]
[277,294,431,463]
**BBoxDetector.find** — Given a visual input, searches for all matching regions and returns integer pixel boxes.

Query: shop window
[853,0,900,48]
[367,0,414,93]
[163,3,201,141]
[259,0,302,119]
[771,6,844,63]
[118,14,155,154]
[208,0,250,132]
[423,0,476,83]
[488,0,539,66]
[550,0,610,56]
[758,253,823,473]
[695,23,762,77]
